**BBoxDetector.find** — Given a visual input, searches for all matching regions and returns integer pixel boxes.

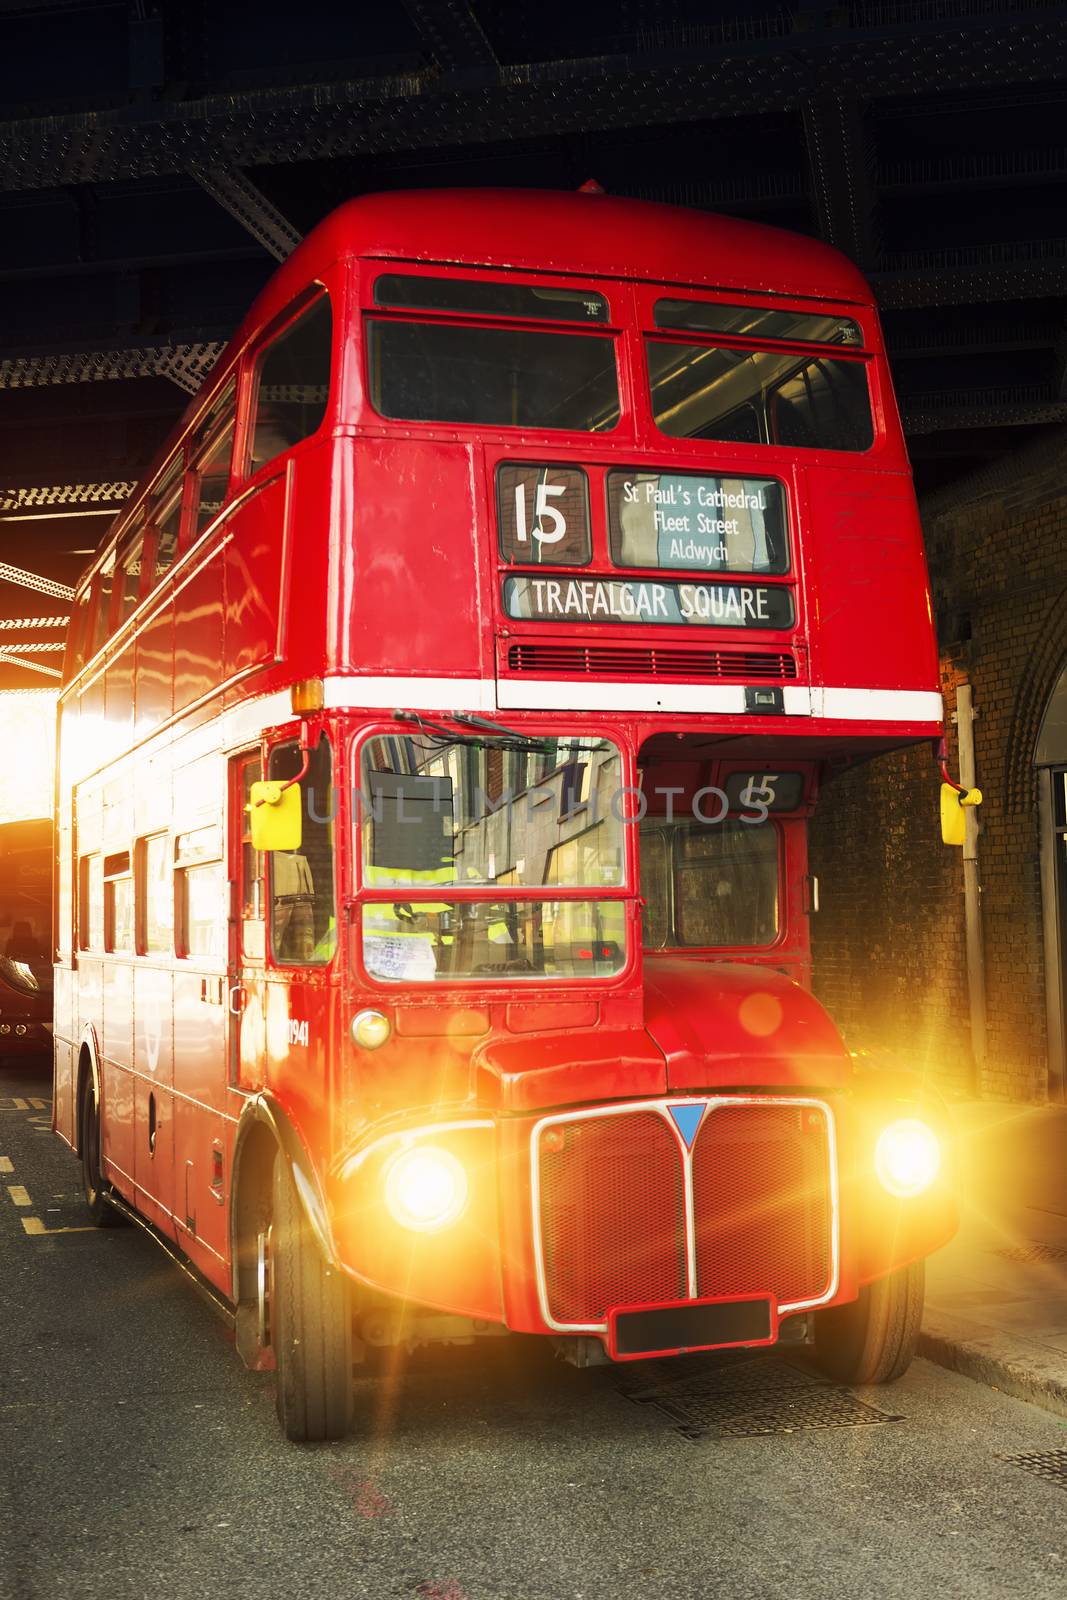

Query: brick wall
[809,424,1067,1104]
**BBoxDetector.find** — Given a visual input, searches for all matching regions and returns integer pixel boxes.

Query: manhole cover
[994,1244,1067,1263]
[621,1356,901,1440]
[1001,1448,1067,1487]
[620,1355,817,1403]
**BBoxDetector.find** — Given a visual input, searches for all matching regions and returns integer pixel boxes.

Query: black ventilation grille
[505,643,798,681]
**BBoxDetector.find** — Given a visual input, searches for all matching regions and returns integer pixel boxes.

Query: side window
[248,294,332,476]
[238,756,265,960]
[120,517,147,623]
[189,380,236,536]
[146,453,184,580]
[104,852,133,953]
[137,833,173,955]
[268,735,336,966]
[769,358,873,452]
[88,551,117,662]
[65,589,91,681]
[175,827,225,959]
[78,854,103,950]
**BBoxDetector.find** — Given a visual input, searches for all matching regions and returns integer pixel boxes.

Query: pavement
[922,1098,1067,1420]
[4,1058,1067,1600]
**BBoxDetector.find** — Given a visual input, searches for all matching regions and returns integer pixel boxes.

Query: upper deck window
[375,274,609,324]
[190,379,236,535]
[647,340,874,452]
[366,321,620,433]
[654,300,863,347]
[248,293,332,476]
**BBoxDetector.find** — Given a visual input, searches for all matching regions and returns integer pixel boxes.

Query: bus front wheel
[813,1260,924,1385]
[270,1151,354,1442]
[79,1075,126,1228]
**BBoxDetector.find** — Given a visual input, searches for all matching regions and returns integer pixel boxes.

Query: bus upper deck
[60,189,939,781]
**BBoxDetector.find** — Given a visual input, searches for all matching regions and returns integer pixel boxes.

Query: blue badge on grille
[667,1102,705,1149]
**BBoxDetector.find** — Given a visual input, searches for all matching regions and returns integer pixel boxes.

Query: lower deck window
[175,827,224,960]
[362,899,625,983]
[640,819,779,949]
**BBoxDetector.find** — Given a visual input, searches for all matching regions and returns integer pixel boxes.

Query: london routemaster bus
[54,188,957,1440]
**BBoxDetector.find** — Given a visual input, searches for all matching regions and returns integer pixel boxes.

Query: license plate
[608,1295,777,1360]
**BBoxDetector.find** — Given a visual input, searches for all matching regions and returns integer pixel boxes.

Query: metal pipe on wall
[956,682,988,1083]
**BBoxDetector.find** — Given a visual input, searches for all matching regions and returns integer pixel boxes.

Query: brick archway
[1004,580,1067,813]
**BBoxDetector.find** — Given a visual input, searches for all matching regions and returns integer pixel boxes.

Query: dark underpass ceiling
[1,0,1067,687]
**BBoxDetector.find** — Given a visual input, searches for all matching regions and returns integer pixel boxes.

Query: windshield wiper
[393,708,558,755]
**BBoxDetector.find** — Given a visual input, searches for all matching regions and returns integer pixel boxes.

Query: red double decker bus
[53,188,956,1440]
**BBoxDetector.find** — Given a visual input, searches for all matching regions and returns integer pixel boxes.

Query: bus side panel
[342,438,488,682]
[173,970,231,1284]
[804,467,938,696]
[173,547,225,719]
[101,961,135,1186]
[222,469,292,683]
[133,965,176,1237]
[135,598,174,738]
[52,965,76,1146]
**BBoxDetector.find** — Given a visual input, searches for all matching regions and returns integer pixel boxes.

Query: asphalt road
[3,1055,1067,1600]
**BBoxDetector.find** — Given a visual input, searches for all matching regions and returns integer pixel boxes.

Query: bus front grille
[691,1103,833,1311]
[534,1100,834,1332]
[536,1111,687,1328]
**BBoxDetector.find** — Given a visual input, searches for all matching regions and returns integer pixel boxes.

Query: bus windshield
[357,732,627,983]
[640,817,780,949]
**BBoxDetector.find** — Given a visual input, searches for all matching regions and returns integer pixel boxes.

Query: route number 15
[497,464,590,565]
[514,480,566,544]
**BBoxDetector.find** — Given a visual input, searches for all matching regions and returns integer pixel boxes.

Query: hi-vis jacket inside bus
[52,187,957,1440]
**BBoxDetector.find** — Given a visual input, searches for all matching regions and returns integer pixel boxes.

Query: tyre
[270,1151,354,1441]
[813,1259,924,1385]
[79,1074,125,1228]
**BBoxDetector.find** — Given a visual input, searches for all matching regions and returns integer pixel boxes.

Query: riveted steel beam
[0,483,134,512]
[874,244,1067,309]
[401,0,499,72]
[0,616,69,631]
[802,93,879,268]
[0,343,223,390]
[1,15,1066,190]
[902,390,1067,434]
[190,167,303,262]
[0,649,62,679]
[0,563,75,600]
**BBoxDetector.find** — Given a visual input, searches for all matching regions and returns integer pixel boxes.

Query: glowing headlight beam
[875,1118,942,1199]
[384,1147,469,1234]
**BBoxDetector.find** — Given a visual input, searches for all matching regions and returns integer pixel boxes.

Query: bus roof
[248,187,873,330]
[76,188,875,593]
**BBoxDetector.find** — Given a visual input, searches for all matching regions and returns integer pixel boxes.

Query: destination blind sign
[503,574,794,630]
[607,470,788,574]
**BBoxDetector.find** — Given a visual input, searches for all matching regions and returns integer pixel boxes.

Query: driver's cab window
[639,817,779,949]
[268,735,336,965]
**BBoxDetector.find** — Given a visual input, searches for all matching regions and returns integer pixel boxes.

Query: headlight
[384,1146,469,1233]
[875,1118,941,1198]
[351,1008,391,1050]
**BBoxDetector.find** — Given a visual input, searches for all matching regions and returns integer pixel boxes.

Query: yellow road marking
[7,1184,31,1207]
[0,1157,12,1174]
[28,1098,49,1110]
[21,1216,95,1236]
[0,1098,28,1112]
